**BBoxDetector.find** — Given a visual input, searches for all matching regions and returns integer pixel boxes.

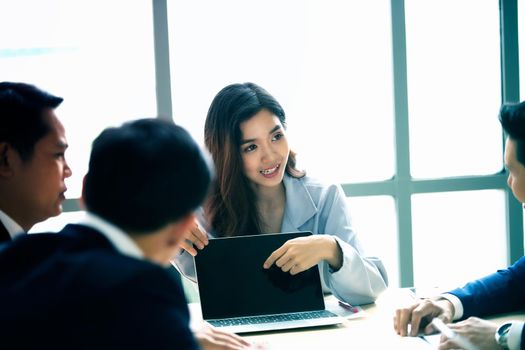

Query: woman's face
[239,109,290,190]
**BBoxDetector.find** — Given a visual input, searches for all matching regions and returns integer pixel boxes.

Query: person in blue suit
[0,118,213,349]
[174,82,388,305]
[394,101,525,350]
[0,82,72,242]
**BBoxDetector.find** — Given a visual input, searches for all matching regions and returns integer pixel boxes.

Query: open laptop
[193,231,345,334]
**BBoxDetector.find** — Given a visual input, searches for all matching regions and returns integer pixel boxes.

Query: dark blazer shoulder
[52,224,183,295]
[58,225,197,348]
[0,223,198,349]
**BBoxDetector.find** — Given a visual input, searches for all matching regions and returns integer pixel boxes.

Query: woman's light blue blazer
[174,174,388,305]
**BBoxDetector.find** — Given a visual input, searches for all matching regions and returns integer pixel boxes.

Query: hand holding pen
[393,291,498,350]
[431,317,476,350]
[433,316,501,350]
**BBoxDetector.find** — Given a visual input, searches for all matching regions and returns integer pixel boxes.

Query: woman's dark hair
[204,82,305,237]
[500,101,525,166]
[84,118,212,233]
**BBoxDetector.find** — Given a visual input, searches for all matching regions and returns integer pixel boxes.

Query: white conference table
[188,288,437,349]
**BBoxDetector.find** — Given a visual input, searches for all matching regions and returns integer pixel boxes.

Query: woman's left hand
[263,235,342,274]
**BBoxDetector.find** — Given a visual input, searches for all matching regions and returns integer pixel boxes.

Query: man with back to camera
[0,81,72,242]
[394,101,525,350]
[0,118,261,349]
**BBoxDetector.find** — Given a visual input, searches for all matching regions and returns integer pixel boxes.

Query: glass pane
[520,0,525,101]
[346,196,399,287]
[405,0,503,178]
[168,0,394,183]
[412,190,507,290]
[0,0,156,198]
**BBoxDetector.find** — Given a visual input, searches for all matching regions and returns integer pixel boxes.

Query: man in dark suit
[0,81,256,350]
[0,118,211,348]
[0,82,72,242]
[394,102,525,350]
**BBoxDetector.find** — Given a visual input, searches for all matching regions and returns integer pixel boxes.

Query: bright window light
[405,0,503,178]
[412,190,507,290]
[0,0,157,198]
[168,0,395,183]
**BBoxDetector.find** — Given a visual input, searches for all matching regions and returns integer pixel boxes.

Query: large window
[520,0,525,252]
[168,0,401,285]
[405,0,502,178]
[402,0,509,288]
[520,0,525,101]
[348,196,398,286]
[167,0,519,288]
[412,190,507,289]
[7,0,523,289]
[168,0,395,184]
[0,0,157,199]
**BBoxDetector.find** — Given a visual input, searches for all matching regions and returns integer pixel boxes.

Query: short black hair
[0,82,63,161]
[499,101,525,166]
[83,118,213,233]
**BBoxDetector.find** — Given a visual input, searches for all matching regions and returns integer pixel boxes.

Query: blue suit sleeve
[449,256,525,319]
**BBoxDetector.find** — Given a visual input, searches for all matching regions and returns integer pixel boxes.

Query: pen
[338,300,359,313]
[431,318,476,350]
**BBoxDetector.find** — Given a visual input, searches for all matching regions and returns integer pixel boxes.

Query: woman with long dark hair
[174,82,388,305]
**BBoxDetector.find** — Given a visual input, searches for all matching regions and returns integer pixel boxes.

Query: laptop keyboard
[208,310,338,327]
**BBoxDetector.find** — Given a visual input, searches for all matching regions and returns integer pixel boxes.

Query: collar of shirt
[283,174,317,229]
[0,209,24,239]
[79,212,144,260]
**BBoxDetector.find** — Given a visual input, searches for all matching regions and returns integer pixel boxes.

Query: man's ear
[0,143,14,177]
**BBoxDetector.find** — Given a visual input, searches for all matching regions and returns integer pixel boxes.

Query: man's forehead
[36,125,68,150]
[42,109,67,141]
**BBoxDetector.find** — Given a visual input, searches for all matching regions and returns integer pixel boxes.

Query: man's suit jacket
[0,221,10,243]
[449,256,525,348]
[0,224,198,350]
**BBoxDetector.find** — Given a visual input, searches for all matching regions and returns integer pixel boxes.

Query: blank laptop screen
[194,231,326,320]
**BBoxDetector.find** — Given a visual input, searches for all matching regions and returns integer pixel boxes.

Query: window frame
[61,0,523,288]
